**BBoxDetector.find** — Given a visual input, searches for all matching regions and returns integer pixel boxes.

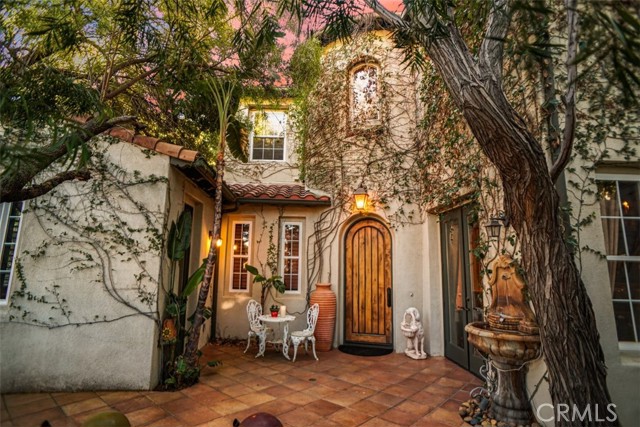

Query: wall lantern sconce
[485,211,510,239]
[353,186,369,212]
[216,238,223,248]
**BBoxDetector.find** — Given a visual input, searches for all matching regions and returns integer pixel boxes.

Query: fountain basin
[465,322,540,365]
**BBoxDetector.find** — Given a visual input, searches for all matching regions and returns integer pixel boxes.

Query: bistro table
[256,314,296,359]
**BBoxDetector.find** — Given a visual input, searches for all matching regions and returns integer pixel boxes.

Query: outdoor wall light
[486,211,510,239]
[216,238,223,248]
[353,186,369,212]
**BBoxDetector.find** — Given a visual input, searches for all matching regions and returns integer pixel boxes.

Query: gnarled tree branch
[478,0,512,84]
[2,170,92,203]
[550,0,578,182]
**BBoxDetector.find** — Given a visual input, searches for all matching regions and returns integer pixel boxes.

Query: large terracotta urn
[310,283,336,351]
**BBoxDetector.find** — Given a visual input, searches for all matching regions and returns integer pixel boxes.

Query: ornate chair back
[247,299,263,332]
[306,303,320,334]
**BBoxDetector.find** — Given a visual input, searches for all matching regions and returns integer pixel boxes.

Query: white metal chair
[289,303,320,362]
[244,300,268,356]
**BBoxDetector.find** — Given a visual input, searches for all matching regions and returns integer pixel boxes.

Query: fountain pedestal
[465,322,541,425]
[464,255,542,426]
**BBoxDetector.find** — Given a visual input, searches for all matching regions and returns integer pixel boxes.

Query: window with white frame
[250,110,287,161]
[1,202,24,302]
[351,64,381,123]
[597,174,639,342]
[230,221,251,292]
[281,221,302,293]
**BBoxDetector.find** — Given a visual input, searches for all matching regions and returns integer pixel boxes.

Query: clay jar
[310,283,336,351]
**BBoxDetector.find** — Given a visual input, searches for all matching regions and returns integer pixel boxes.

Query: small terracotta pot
[310,283,336,351]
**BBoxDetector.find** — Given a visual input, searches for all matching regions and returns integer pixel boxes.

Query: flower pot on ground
[310,283,337,351]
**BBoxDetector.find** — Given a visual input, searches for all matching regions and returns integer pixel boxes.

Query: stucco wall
[0,140,171,392]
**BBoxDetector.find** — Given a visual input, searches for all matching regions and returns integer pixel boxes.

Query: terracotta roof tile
[229,183,331,205]
[103,127,199,164]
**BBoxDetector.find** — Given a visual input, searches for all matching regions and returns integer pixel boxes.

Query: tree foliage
[0,0,286,202]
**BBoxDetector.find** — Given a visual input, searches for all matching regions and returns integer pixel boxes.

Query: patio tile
[417,407,463,427]
[3,393,51,407]
[360,417,404,427]
[327,407,371,426]
[126,406,167,426]
[51,392,100,406]
[348,398,389,416]
[181,383,216,397]
[278,407,323,427]
[9,407,66,427]
[282,391,319,406]
[62,397,108,416]
[99,391,145,405]
[146,391,186,404]
[196,416,237,427]
[0,344,481,427]
[220,384,254,398]
[190,389,232,406]
[394,399,434,417]
[379,407,423,426]
[111,396,154,414]
[209,398,250,416]
[236,391,276,406]
[144,415,186,427]
[304,399,344,417]
[6,396,57,419]
[162,397,204,415]
[366,392,404,408]
[174,405,221,425]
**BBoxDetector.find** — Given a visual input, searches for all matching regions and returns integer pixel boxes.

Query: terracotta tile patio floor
[1,343,481,427]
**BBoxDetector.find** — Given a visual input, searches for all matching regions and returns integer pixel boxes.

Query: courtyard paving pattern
[1,343,481,427]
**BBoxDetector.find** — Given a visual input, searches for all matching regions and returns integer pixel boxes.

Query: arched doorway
[344,218,393,347]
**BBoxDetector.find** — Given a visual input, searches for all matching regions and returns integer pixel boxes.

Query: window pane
[598,181,619,217]
[619,181,640,217]
[9,202,23,217]
[273,138,284,149]
[601,218,626,255]
[612,302,636,341]
[608,261,628,299]
[273,149,284,161]
[352,66,380,121]
[628,262,639,300]
[624,219,639,256]
[0,272,9,300]
[0,245,16,270]
[254,111,286,137]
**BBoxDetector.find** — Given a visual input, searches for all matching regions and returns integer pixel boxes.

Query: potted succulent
[270,304,280,317]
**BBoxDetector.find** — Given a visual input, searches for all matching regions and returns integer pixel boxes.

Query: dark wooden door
[344,219,393,346]
[441,206,484,375]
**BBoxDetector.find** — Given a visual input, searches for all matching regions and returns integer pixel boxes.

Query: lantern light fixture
[485,211,509,239]
[353,186,369,212]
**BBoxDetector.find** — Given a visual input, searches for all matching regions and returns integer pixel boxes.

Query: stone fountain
[464,256,541,426]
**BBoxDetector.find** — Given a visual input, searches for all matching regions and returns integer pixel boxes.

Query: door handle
[387,288,392,307]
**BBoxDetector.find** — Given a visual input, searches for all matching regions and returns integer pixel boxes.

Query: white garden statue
[400,307,428,360]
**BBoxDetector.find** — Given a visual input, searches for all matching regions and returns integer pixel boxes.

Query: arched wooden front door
[344,218,393,346]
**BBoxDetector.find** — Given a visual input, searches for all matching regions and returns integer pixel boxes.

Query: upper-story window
[350,64,381,124]
[1,202,23,302]
[250,110,287,161]
[597,174,639,343]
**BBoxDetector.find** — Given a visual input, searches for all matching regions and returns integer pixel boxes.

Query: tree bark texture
[424,23,616,426]
[183,151,224,367]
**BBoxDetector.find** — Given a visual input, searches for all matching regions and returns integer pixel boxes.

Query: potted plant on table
[270,305,280,317]
[245,264,286,312]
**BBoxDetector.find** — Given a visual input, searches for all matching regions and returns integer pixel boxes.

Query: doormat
[338,345,393,357]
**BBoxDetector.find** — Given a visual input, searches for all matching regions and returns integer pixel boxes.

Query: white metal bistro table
[257,314,296,359]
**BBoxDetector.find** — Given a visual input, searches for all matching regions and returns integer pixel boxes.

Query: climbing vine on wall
[8,138,168,328]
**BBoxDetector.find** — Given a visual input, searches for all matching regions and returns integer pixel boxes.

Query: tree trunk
[183,150,224,367]
[424,24,617,427]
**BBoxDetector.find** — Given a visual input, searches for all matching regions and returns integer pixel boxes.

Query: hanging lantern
[353,187,369,212]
